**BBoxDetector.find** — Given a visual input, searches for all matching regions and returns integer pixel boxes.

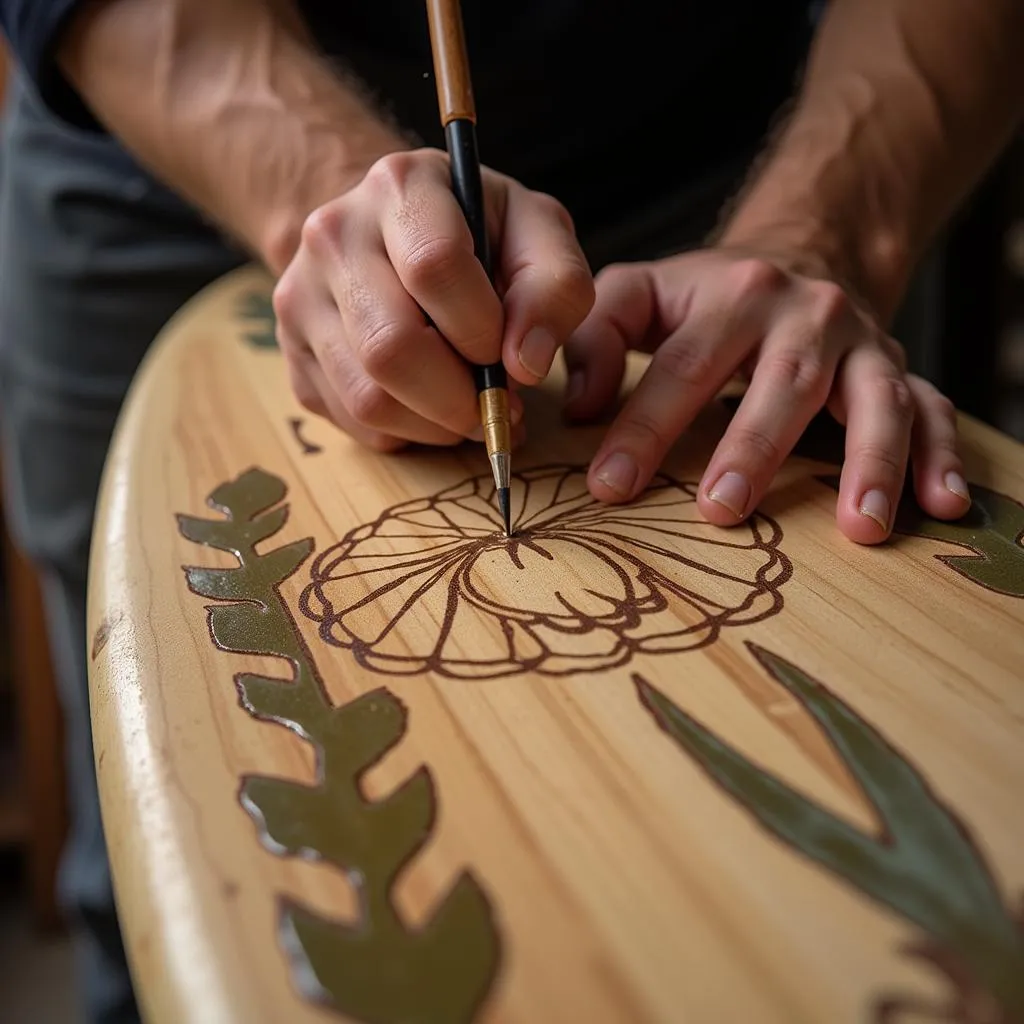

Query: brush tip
[498,486,512,536]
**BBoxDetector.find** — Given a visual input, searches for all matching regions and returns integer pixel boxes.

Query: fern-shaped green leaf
[237,291,279,350]
[177,469,501,1023]
[209,466,286,519]
[185,541,311,608]
[177,503,289,554]
[237,668,317,740]
[242,768,433,881]
[279,870,500,1024]
[319,688,409,771]
[208,602,304,665]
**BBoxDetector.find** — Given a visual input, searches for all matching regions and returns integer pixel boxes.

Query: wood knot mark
[91,610,124,661]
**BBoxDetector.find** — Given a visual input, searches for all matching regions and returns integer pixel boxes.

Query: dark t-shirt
[1,1,812,230]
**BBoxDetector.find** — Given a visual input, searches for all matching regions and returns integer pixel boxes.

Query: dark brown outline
[299,464,794,680]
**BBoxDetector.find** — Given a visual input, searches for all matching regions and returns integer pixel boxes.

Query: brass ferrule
[478,387,511,457]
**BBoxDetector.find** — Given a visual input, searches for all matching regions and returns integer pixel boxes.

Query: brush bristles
[498,487,512,536]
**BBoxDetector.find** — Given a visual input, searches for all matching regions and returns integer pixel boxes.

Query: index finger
[378,155,504,366]
[586,273,770,503]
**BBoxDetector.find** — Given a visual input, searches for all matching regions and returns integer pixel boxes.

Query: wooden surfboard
[87,265,1024,1024]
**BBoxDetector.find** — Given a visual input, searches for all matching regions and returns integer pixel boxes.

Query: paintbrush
[424,0,513,537]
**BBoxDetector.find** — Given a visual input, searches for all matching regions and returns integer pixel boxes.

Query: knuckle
[365,150,419,193]
[933,392,957,419]
[882,334,908,373]
[656,343,715,389]
[621,409,671,451]
[875,374,914,417]
[913,374,954,417]
[763,349,830,403]
[805,279,851,325]
[730,425,783,465]
[359,320,408,379]
[876,331,909,372]
[348,379,393,426]
[532,189,576,230]
[931,434,960,458]
[399,234,467,292]
[271,275,298,325]
[300,203,344,254]
[555,258,597,323]
[855,442,904,477]
[727,257,787,297]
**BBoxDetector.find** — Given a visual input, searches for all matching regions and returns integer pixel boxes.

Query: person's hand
[272,148,595,452]
[562,249,970,544]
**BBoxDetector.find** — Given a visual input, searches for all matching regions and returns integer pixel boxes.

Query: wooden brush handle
[425,0,476,124]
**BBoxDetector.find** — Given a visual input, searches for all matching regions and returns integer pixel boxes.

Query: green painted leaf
[237,291,279,350]
[240,768,430,882]
[209,465,286,518]
[817,475,1024,598]
[237,669,317,739]
[280,871,501,1024]
[178,467,502,1023]
[177,504,289,554]
[636,643,1024,1016]
[208,602,305,664]
[320,689,409,770]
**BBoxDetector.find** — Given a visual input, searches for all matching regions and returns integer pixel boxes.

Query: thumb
[562,263,658,421]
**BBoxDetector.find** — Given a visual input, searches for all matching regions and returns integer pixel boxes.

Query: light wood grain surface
[87,265,1024,1024]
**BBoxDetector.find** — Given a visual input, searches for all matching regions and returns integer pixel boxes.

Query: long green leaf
[636,643,1024,1014]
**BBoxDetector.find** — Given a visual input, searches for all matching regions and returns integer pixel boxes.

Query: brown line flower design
[298,465,793,679]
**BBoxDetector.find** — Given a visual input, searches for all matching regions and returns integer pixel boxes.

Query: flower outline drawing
[299,465,793,680]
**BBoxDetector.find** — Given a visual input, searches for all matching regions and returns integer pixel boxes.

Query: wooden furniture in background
[88,266,1024,1023]
[1,521,67,931]
[0,682,27,847]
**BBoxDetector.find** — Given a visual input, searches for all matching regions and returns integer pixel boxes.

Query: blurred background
[0,33,79,1024]
[2,9,1024,1024]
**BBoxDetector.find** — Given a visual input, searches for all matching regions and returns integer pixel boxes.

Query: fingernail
[565,370,585,405]
[510,399,524,426]
[594,452,639,496]
[944,471,970,501]
[859,489,890,530]
[518,326,557,378]
[707,472,750,518]
[468,425,485,442]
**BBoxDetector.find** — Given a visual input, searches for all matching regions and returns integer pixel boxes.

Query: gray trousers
[0,77,245,1024]
[0,72,942,1024]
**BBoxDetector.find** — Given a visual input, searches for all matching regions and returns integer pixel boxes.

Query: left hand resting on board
[561,248,971,545]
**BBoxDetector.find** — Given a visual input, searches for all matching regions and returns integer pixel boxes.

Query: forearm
[58,0,408,273]
[718,0,1024,323]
